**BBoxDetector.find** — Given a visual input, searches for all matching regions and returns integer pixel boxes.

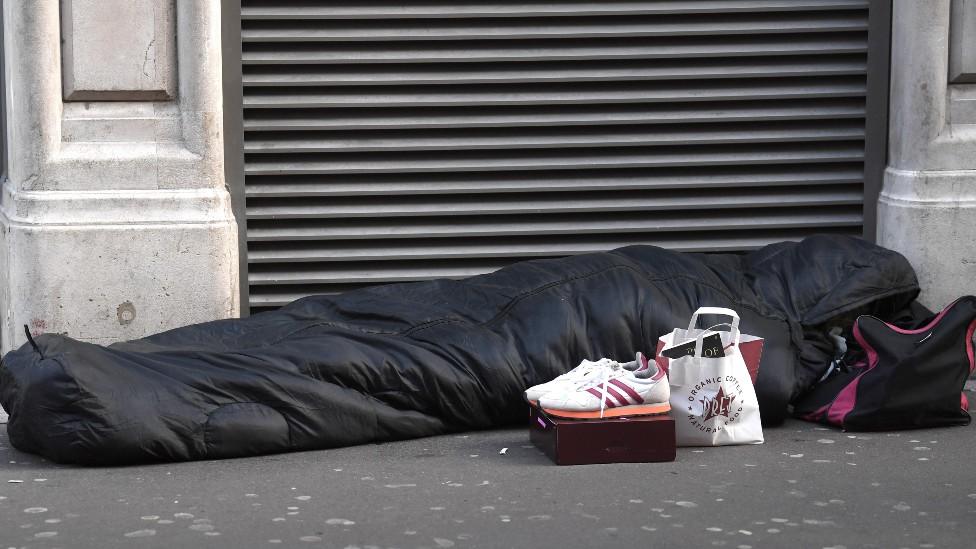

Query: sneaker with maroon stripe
[524,353,646,405]
[538,353,670,420]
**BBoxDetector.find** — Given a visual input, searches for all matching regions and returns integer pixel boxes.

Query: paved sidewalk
[1,402,975,549]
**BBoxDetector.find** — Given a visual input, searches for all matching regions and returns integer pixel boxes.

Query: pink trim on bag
[966,318,976,374]
[963,318,976,412]
[817,299,976,424]
[885,301,976,412]
[826,320,878,427]
[882,298,960,335]
[800,401,832,422]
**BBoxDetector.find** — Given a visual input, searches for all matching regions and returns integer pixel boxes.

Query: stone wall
[0,0,239,357]
[879,0,976,310]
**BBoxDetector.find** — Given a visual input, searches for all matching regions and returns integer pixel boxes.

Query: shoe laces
[592,362,625,419]
[564,358,613,383]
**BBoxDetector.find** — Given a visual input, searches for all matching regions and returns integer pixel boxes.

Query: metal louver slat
[244,164,865,197]
[244,78,866,108]
[242,35,867,65]
[243,99,866,131]
[246,207,864,241]
[246,229,851,264]
[241,13,868,42]
[240,0,878,312]
[244,122,864,153]
[243,57,867,87]
[245,186,863,220]
[245,142,866,175]
[241,1,869,20]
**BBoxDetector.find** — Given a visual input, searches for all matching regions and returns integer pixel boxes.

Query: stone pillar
[0,1,239,354]
[879,0,976,310]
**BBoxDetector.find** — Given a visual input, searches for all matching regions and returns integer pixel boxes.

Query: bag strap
[688,307,740,347]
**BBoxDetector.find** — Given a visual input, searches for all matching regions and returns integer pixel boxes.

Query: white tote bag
[661,307,764,446]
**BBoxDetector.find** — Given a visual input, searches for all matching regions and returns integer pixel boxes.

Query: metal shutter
[240,0,877,313]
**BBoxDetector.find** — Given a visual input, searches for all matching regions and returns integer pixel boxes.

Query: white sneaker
[538,355,670,420]
[524,352,650,404]
[524,357,616,404]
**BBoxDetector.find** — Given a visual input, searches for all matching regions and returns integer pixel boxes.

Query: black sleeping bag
[0,235,920,465]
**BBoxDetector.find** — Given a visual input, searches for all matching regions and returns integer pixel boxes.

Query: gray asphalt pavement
[2,401,975,549]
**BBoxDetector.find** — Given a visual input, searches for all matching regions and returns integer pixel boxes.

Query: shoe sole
[541,402,671,420]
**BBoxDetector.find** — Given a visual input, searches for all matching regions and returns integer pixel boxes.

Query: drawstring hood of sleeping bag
[23,325,44,359]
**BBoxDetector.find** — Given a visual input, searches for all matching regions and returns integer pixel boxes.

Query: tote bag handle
[688,307,741,348]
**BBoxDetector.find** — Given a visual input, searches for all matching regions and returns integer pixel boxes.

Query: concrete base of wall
[878,168,976,310]
[0,188,239,354]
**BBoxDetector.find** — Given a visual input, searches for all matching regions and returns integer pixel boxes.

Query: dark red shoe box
[528,405,676,465]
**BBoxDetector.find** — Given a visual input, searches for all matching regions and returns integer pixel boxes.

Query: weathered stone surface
[878,170,976,310]
[880,0,976,309]
[1,213,239,348]
[61,0,176,100]
[0,1,238,355]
